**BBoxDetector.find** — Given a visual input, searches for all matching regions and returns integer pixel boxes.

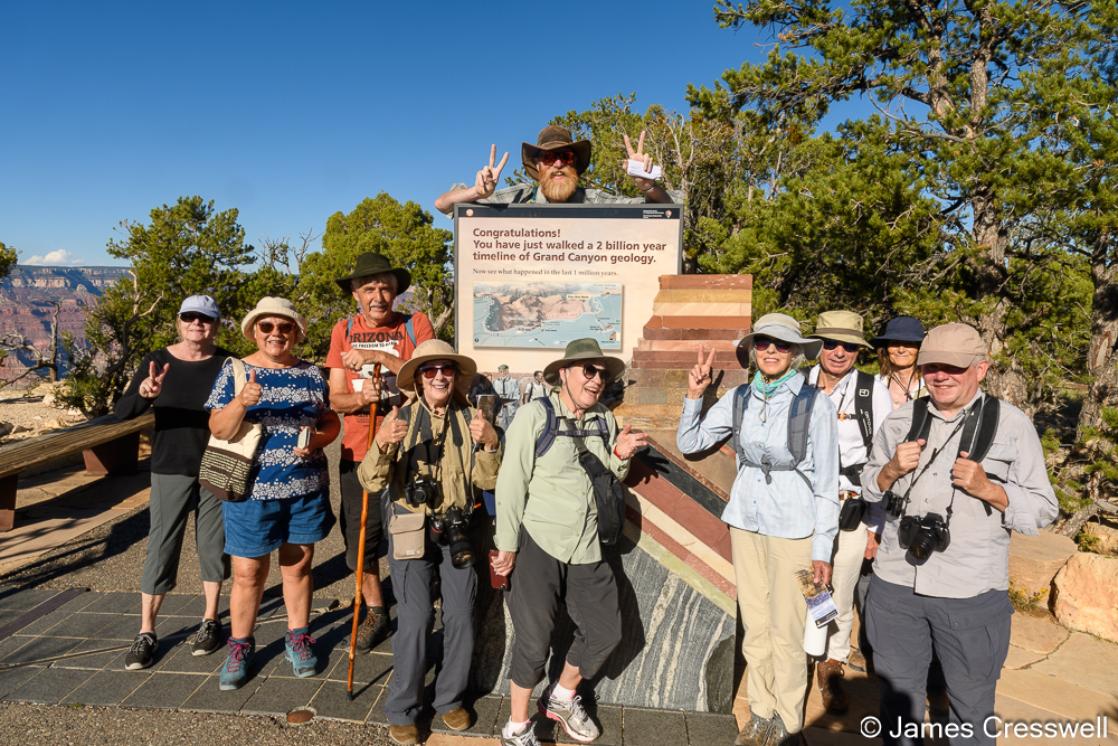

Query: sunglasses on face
[752,336,792,353]
[257,321,295,335]
[535,149,577,167]
[577,363,608,380]
[822,339,862,354]
[419,364,457,379]
[179,312,214,324]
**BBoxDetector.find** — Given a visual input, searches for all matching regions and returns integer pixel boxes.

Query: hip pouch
[575,448,627,546]
[838,496,866,531]
[388,509,426,561]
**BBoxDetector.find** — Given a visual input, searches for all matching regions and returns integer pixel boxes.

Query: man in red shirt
[326,252,435,651]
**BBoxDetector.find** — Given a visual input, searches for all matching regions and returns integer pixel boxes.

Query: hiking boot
[189,618,222,656]
[285,628,318,678]
[355,606,389,651]
[501,721,541,746]
[219,637,255,690]
[816,658,849,715]
[387,724,419,745]
[124,632,157,670]
[542,690,599,743]
[765,716,804,746]
[734,714,772,746]
[441,706,472,731]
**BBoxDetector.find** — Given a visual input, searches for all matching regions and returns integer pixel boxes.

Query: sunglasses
[535,148,577,167]
[577,363,609,380]
[822,339,862,353]
[419,364,457,379]
[752,336,792,352]
[179,312,214,324]
[257,320,295,335]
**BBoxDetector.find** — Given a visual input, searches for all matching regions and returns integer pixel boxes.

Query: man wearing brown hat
[325,251,435,652]
[492,339,648,746]
[434,125,675,214]
[860,323,1057,746]
[806,310,892,716]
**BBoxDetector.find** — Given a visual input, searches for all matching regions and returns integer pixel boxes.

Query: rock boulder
[1051,552,1118,643]
[1008,531,1076,607]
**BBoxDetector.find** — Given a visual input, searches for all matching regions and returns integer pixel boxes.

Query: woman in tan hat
[677,312,839,746]
[357,339,501,746]
[204,297,340,691]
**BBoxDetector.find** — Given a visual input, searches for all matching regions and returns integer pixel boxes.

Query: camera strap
[895,416,966,520]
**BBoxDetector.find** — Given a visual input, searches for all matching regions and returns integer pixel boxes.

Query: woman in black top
[114,295,231,670]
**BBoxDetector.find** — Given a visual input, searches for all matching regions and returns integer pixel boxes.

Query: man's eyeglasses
[752,336,792,352]
[822,339,862,353]
[257,321,295,335]
[535,149,577,167]
[577,363,608,380]
[419,364,457,379]
[179,312,215,324]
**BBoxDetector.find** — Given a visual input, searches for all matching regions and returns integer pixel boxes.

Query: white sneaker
[542,691,600,743]
[501,721,540,746]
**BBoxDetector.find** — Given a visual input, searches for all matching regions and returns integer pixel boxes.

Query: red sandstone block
[641,327,744,341]
[636,339,738,352]
[632,350,741,366]
[659,274,753,289]
[647,315,750,330]
[653,289,752,304]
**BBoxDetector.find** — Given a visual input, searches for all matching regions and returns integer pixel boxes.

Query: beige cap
[916,323,988,367]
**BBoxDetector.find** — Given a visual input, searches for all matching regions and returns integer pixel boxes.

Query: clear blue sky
[1,1,770,266]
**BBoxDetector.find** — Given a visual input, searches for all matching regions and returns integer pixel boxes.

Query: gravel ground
[0,702,389,745]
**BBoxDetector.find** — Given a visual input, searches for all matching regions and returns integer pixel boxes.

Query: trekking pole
[347,365,382,700]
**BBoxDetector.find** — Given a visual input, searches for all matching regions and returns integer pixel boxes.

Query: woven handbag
[198,358,262,501]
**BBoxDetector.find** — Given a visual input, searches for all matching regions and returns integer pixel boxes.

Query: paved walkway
[0,462,1116,745]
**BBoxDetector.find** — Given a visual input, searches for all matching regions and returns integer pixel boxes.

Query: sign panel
[454,204,683,374]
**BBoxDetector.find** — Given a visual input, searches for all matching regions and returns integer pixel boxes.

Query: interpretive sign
[454,203,683,373]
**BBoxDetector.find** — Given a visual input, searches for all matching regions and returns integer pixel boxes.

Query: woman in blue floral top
[205,297,340,691]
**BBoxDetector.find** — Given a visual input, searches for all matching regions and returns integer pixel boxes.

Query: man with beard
[435,125,675,213]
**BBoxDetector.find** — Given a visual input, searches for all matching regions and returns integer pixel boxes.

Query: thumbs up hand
[376,406,409,449]
[470,406,498,449]
[239,368,262,407]
[139,361,171,399]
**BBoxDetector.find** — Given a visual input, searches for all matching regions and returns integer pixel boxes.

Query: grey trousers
[385,528,477,726]
[506,531,622,689]
[140,473,228,595]
[865,576,1012,746]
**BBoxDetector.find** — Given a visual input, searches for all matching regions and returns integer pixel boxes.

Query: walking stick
[347,366,382,700]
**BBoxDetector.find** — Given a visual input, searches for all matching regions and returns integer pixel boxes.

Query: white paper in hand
[626,159,662,180]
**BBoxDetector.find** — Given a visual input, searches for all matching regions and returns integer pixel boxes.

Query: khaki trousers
[824,524,868,662]
[731,527,812,733]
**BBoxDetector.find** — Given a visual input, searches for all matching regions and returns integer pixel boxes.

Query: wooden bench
[0,411,154,531]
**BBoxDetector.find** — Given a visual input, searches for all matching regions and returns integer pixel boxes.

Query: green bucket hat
[543,338,625,386]
[335,252,412,295]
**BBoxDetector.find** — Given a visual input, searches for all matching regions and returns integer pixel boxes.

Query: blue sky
[0,1,775,266]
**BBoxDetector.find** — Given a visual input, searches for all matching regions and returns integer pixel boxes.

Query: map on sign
[473,282,623,350]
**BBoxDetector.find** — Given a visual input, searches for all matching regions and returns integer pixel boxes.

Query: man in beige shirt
[492,339,647,746]
[860,323,1057,746]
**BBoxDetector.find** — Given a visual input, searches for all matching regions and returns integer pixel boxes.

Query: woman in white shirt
[872,316,926,410]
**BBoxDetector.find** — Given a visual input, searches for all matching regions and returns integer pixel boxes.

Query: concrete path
[1,462,1116,745]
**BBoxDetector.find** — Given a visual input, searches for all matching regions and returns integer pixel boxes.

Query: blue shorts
[222,491,336,558]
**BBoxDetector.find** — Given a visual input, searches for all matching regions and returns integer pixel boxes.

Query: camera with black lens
[430,506,474,569]
[404,476,438,508]
[897,512,950,562]
[883,490,907,519]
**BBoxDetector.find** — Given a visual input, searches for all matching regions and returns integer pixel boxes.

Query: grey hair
[747,344,806,372]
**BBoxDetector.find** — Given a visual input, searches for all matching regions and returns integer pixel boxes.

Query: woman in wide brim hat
[398,339,478,400]
[334,252,412,295]
[738,312,824,361]
[677,310,839,744]
[522,125,592,181]
[240,296,308,343]
[542,338,625,386]
[871,315,927,409]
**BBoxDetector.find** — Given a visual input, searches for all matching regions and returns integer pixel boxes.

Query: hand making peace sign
[474,144,509,200]
[139,361,171,399]
[687,346,716,399]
